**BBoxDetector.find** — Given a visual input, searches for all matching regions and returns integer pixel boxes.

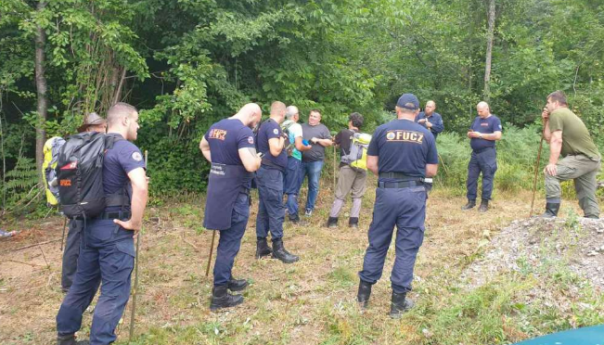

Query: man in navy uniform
[415,100,444,140]
[199,103,262,310]
[61,113,107,294]
[56,103,148,345]
[462,101,502,212]
[357,93,438,319]
[255,101,299,263]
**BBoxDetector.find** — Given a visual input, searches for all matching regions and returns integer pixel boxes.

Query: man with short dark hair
[300,110,333,217]
[357,93,438,319]
[415,100,444,140]
[61,113,107,294]
[327,112,369,228]
[255,101,299,263]
[462,102,502,212]
[541,90,601,218]
[56,102,148,345]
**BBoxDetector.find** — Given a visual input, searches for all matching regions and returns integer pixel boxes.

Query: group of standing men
[53,89,600,344]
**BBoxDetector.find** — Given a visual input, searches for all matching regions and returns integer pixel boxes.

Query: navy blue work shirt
[469,115,502,152]
[204,118,256,166]
[415,112,444,140]
[103,133,146,209]
[368,119,438,181]
[257,119,287,171]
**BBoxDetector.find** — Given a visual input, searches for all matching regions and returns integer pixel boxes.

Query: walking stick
[333,143,336,189]
[60,217,67,251]
[129,150,147,342]
[529,135,544,217]
[205,229,217,277]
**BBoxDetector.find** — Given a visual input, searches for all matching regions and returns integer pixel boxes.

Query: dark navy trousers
[214,192,249,287]
[466,148,498,201]
[256,166,285,240]
[56,218,135,345]
[359,186,426,294]
[61,219,83,292]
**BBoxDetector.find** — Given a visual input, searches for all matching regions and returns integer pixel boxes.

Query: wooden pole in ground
[60,217,67,251]
[129,150,147,342]
[205,230,217,277]
[529,136,544,217]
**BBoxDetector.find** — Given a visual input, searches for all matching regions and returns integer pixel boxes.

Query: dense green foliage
[1,0,603,208]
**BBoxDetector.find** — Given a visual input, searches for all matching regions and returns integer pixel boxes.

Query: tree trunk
[34,1,48,185]
[483,0,496,101]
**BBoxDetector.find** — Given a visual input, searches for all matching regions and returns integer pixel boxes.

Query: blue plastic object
[513,325,604,345]
[302,139,310,146]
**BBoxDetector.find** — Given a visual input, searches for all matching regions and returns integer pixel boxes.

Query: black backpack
[56,132,124,219]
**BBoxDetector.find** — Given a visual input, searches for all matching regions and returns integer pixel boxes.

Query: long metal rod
[129,150,147,341]
[529,136,545,217]
[205,230,217,277]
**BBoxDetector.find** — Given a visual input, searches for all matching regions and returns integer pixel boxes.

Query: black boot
[478,200,489,212]
[327,217,338,228]
[272,239,299,264]
[541,203,560,218]
[228,277,248,292]
[461,200,476,210]
[210,285,244,310]
[57,334,89,345]
[389,292,414,319]
[349,217,359,228]
[357,280,372,308]
[255,238,272,259]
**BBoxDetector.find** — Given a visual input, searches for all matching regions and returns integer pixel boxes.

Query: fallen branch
[1,239,61,256]
[180,233,200,252]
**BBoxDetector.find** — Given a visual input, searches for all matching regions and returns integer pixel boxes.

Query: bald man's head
[237,103,262,128]
[477,101,490,118]
[425,100,436,115]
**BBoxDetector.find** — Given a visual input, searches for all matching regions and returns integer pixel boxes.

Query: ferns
[2,157,41,214]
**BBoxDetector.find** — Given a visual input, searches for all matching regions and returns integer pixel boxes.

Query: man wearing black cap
[61,113,107,293]
[356,93,438,319]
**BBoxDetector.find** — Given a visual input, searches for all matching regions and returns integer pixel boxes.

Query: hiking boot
[228,277,248,292]
[304,209,313,217]
[349,217,359,228]
[272,239,299,264]
[289,215,300,224]
[478,200,489,212]
[541,202,560,218]
[327,217,338,228]
[210,285,244,310]
[389,292,414,319]
[461,200,476,210]
[357,280,372,308]
[57,334,89,345]
[255,238,272,259]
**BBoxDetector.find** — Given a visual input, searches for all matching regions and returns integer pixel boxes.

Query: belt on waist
[378,172,415,179]
[473,147,496,154]
[378,181,424,189]
[95,210,131,220]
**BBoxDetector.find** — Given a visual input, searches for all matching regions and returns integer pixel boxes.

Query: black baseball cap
[396,93,420,110]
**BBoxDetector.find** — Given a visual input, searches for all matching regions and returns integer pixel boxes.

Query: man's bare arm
[367,155,378,175]
[114,167,148,231]
[239,147,261,172]
[200,137,211,162]
[425,164,438,177]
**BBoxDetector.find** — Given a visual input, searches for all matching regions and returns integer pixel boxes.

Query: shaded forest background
[1,0,603,214]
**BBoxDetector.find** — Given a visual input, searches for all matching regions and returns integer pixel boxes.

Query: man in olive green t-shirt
[541,90,601,218]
